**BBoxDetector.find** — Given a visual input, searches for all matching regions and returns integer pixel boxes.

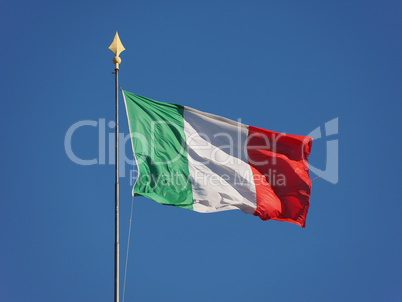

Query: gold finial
[109,31,125,69]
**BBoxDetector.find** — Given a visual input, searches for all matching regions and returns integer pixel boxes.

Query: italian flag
[123,90,313,227]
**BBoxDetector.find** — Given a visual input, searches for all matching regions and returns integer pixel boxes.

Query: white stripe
[183,107,257,214]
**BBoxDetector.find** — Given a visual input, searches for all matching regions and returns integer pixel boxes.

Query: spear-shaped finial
[109,31,125,70]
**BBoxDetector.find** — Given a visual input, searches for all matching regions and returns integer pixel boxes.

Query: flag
[122,90,313,227]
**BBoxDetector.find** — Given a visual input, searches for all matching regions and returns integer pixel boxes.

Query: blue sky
[1,1,401,301]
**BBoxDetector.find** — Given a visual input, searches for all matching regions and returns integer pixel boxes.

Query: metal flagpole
[109,32,125,302]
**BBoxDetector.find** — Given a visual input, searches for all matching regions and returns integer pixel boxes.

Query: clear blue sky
[1,1,401,301]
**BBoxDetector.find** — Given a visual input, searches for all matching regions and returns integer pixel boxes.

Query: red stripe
[247,126,313,227]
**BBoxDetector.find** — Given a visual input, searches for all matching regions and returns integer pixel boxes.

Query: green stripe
[123,91,193,210]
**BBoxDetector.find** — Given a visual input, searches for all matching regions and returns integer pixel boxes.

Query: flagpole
[114,64,119,302]
[109,32,125,302]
